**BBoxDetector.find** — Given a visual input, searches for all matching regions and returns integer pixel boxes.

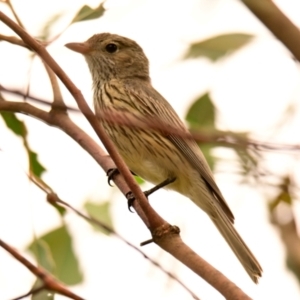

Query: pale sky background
[1,0,300,299]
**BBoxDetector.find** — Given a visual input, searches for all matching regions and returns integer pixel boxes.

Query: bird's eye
[105,43,118,53]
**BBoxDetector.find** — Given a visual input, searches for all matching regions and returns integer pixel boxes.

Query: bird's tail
[210,206,262,283]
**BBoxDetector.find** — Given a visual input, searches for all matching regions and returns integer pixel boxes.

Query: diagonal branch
[5,0,25,29]
[0,10,161,229]
[0,33,30,49]
[2,86,300,153]
[241,0,300,61]
[46,193,200,300]
[0,239,84,300]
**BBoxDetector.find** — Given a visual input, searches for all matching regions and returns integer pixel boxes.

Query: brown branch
[0,85,77,111]
[0,100,52,122]
[155,227,252,300]
[11,285,46,300]
[6,0,25,29]
[46,193,200,300]
[2,86,300,153]
[0,239,84,300]
[0,98,149,226]
[0,10,161,230]
[270,192,300,283]
[43,63,67,111]
[98,109,300,152]
[0,33,31,49]
[241,0,300,61]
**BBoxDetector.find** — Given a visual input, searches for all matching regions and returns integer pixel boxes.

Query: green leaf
[0,111,27,137]
[84,201,114,235]
[71,3,105,24]
[134,176,145,185]
[186,93,217,170]
[268,183,292,213]
[186,93,215,130]
[31,279,54,300]
[28,240,55,273]
[49,200,67,217]
[29,241,55,299]
[185,33,253,61]
[28,226,83,285]
[1,111,47,178]
[28,150,46,178]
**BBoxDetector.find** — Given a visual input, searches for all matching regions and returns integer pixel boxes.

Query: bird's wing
[127,81,234,222]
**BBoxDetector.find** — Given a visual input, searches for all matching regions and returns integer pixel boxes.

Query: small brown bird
[66,33,262,283]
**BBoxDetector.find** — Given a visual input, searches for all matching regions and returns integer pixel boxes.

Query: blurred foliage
[186,93,216,169]
[185,33,253,61]
[0,112,46,178]
[71,2,105,24]
[186,93,215,130]
[31,279,54,300]
[185,93,258,177]
[48,199,67,216]
[39,13,63,41]
[84,200,114,235]
[134,175,145,185]
[28,225,83,285]
[269,177,292,212]
[268,177,300,284]
[233,142,258,179]
[29,241,55,299]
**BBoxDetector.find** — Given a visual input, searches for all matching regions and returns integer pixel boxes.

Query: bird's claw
[125,177,176,212]
[107,168,119,186]
[126,191,135,212]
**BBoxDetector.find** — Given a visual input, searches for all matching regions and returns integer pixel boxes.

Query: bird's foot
[107,168,136,186]
[126,177,176,212]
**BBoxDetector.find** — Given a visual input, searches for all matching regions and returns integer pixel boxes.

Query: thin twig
[0,85,76,111]
[0,33,30,49]
[11,285,46,300]
[0,239,84,300]
[46,193,200,300]
[0,10,159,229]
[2,86,300,153]
[6,0,25,29]
[43,63,67,112]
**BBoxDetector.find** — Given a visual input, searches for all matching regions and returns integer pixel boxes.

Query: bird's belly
[104,124,189,190]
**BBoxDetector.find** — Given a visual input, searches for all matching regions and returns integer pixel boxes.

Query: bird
[65,33,262,283]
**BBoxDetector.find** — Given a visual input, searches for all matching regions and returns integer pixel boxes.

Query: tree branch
[5,0,25,29]
[46,193,199,300]
[0,33,30,49]
[241,0,300,61]
[0,239,84,300]
[2,87,300,153]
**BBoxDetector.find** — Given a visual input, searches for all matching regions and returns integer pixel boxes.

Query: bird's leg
[107,168,136,186]
[126,177,176,212]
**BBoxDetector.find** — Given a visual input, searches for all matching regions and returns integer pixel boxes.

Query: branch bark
[0,239,84,300]
[241,0,300,61]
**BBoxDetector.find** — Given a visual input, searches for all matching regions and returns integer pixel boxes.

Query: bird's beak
[65,42,92,54]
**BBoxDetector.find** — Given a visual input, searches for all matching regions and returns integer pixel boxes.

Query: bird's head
[65,33,150,82]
